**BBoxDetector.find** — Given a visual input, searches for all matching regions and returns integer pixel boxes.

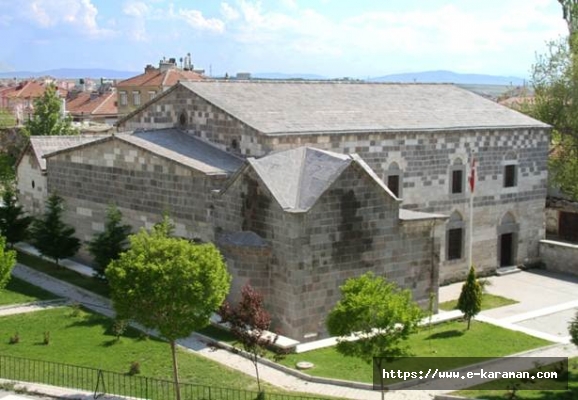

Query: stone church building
[16,80,550,340]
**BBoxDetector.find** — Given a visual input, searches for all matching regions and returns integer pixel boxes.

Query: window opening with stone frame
[503,152,518,188]
[450,158,465,194]
[132,91,141,106]
[119,91,127,106]
[384,162,402,198]
[446,211,465,261]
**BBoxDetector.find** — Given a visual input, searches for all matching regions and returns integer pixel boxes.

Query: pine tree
[30,193,80,266]
[87,204,131,278]
[0,236,16,290]
[457,266,483,330]
[24,83,77,136]
[0,186,32,247]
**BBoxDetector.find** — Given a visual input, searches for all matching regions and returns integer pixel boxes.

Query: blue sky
[0,0,569,78]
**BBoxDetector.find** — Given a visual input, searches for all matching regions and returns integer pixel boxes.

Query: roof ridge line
[295,147,308,209]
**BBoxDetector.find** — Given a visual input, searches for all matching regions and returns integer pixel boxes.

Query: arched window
[446,211,465,261]
[450,158,465,194]
[384,162,402,198]
[178,111,187,128]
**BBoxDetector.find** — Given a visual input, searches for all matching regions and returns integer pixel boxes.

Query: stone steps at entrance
[496,266,522,276]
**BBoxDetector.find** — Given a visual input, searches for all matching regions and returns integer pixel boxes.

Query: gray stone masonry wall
[46,138,226,260]
[214,162,437,340]
[121,85,265,157]
[120,88,549,282]
[16,150,46,215]
[210,127,548,283]
[540,240,578,276]
[217,241,272,304]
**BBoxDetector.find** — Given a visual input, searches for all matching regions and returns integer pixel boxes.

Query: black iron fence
[0,354,326,400]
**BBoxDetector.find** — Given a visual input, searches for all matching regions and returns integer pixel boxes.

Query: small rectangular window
[447,228,463,260]
[504,165,517,188]
[387,175,400,197]
[132,91,141,106]
[451,169,463,194]
[119,91,127,106]
[148,91,157,101]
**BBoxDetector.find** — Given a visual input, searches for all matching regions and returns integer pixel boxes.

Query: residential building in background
[116,55,204,118]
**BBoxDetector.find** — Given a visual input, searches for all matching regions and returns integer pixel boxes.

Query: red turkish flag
[469,156,476,193]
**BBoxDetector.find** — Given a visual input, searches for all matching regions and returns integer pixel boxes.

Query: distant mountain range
[0,68,527,86]
[0,68,140,80]
[368,70,526,86]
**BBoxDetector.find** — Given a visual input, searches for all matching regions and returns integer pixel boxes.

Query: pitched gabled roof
[117,129,243,175]
[23,135,109,171]
[66,91,117,116]
[118,68,203,88]
[0,81,67,100]
[41,129,243,175]
[179,81,549,135]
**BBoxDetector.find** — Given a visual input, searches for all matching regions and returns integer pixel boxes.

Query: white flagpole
[468,154,475,269]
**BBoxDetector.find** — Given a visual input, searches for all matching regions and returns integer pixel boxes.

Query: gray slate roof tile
[180,81,549,134]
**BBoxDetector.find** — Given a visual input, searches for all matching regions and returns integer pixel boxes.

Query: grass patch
[274,320,551,384]
[439,293,518,311]
[0,276,58,305]
[0,306,327,397]
[16,251,109,298]
[455,357,577,399]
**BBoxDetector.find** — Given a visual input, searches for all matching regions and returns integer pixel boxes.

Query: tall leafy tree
[30,193,80,266]
[106,217,231,400]
[220,284,276,393]
[457,266,482,330]
[0,186,32,247]
[526,1,578,200]
[87,204,131,278]
[0,236,16,290]
[23,83,77,136]
[326,272,423,398]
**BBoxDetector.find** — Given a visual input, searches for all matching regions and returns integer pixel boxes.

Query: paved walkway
[7,260,578,400]
[439,269,578,344]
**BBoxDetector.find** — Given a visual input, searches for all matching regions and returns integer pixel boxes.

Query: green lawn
[16,251,109,298]
[0,277,58,305]
[456,357,577,399]
[274,320,551,384]
[439,293,518,312]
[0,306,331,399]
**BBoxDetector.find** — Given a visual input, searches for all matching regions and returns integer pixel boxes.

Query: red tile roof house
[66,89,118,126]
[116,58,204,118]
[0,80,68,125]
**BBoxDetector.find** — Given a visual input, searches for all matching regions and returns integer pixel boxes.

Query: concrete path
[7,261,578,400]
[439,269,578,343]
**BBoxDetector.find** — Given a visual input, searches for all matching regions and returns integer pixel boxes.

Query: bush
[8,332,19,344]
[128,361,140,376]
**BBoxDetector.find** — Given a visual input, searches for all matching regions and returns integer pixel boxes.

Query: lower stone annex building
[16,80,550,340]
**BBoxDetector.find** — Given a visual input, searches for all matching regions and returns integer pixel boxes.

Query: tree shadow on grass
[426,329,464,340]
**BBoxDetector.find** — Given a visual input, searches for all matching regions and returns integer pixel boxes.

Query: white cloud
[25,0,113,38]
[221,2,240,21]
[178,9,225,33]
[123,1,150,18]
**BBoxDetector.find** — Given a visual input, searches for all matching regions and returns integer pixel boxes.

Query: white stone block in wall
[92,222,105,232]
[71,155,83,163]
[76,207,93,217]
